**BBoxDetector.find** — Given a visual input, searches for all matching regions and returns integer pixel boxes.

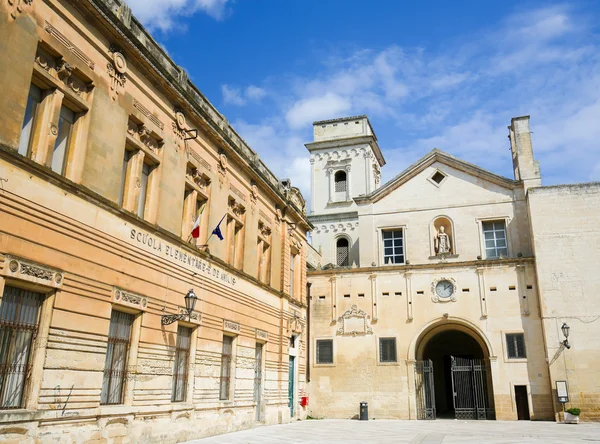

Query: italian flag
[191,203,206,239]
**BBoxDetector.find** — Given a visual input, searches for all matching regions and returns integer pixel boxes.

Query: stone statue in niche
[435,225,452,255]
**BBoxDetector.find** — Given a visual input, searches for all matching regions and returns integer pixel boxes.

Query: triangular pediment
[355,149,519,205]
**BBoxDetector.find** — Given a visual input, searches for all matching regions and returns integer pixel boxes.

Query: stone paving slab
[184,419,600,444]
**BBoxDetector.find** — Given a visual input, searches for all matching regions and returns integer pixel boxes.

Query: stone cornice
[72,0,310,229]
[0,145,306,310]
[305,135,385,167]
[308,257,535,277]
[308,212,359,223]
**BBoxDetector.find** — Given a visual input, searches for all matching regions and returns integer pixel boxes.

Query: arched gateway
[412,320,496,420]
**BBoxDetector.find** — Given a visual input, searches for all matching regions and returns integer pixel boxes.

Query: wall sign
[556,380,569,403]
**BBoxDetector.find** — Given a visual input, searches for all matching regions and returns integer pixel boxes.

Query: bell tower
[305,115,385,267]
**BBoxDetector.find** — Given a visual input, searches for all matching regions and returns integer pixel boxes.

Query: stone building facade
[306,116,600,421]
[0,0,310,442]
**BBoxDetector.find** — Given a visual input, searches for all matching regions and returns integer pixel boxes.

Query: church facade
[0,1,310,443]
[306,115,600,422]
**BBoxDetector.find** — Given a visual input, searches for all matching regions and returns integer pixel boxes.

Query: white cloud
[220,4,600,207]
[286,93,352,129]
[221,84,267,106]
[125,0,230,31]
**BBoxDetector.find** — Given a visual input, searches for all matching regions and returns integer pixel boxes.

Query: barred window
[219,336,233,400]
[382,230,404,264]
[336,238,349,266]
[0,286,43,409]
[171,326,192,402]
[334,170,347,192]
[506,333,526,359]
[379,337,397,363]
[101,311,133,405]
[316,339,333,364]
[483,221,508,258]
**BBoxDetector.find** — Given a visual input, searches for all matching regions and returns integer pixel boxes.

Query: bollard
[359,401,368,420]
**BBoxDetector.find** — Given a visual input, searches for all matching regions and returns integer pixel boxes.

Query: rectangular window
[289,253,296,298]
[0,286,43,409]
[257,239,271,284]
[316,339,333,364]
[483,221,508,258]
[137,162,151,218]
[506,333,526,359]
[118,149,133,207]
[219,336,233,400]
[171,325,192,402]
[101,311,134,405]
[382,229,404,264]
[379,337,397,363]
[18,84,42,157]
[51,106,75,175]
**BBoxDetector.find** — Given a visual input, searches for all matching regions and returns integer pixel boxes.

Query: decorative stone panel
[256,329,268,341]
[336,305,372,336]
[113,287,147,311]
[179,307,201,325]
[223,319,240,334]
[2,255,64,289]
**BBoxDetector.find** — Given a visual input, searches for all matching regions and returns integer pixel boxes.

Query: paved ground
[185,419,600,444]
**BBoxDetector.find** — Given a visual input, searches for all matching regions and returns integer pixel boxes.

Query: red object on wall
[300,396,309,407]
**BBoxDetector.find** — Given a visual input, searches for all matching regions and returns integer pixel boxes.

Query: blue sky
[127,0,600,199]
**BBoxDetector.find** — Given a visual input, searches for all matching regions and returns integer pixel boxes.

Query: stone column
[369,273,378,322]
[345,165,352,201]
[516,264,529,315]
[405,272,413,321]
[476,267,488,318]
[327,168,333,203]
[330,275,337,323]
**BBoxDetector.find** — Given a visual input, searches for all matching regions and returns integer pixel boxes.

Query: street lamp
[161,288,198,325]
[561,322,571,349]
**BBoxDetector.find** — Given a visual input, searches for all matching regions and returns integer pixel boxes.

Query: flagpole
[197,213,227,248]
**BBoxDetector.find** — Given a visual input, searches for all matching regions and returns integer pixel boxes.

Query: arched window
[334,171,347,193]
[336,237,349,266]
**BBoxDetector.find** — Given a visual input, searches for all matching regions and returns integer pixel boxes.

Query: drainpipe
[307,282,312,383]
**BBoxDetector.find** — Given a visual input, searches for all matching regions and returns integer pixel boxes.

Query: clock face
[435,280,454,298]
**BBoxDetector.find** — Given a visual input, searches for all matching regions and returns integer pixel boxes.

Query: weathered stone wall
[528,183,600,421]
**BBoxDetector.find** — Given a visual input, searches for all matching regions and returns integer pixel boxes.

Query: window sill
[428,254,459,260]
[313,363,335,368]
[377,361,400,366]
[326,200,353,207]
[505,357,528,363]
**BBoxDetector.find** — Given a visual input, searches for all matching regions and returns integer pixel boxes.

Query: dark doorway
[421,329,494,419]
[515,385,530,420]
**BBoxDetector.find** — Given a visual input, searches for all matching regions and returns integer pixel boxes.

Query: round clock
[435,280,455,299]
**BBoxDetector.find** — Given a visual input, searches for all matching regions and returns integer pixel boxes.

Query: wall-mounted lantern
[561,322,571,349]
[161,288,198,325]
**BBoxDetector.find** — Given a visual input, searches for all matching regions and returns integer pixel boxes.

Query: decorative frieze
[127,120,162,154]
[133,99,164,130]
[229,184,246,201]
[3,255,64,289]
[45,21,95,70]
[113,287,148,310]
[336,305,372,337]
[228,197,245,221]
[256,329,268,341]
[223,319,241,334]
[35,48,91,97]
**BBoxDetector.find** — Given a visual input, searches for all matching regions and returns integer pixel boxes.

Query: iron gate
[450,356,495,420]
[415,359,436,420]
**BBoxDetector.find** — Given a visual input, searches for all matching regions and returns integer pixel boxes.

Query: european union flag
[212,225,224,240]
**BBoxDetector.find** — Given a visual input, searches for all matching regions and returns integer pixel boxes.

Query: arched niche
[335,236,350,266]
[430,215,456,256]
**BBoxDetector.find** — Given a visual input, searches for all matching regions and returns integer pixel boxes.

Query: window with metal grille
[101,311,133,405]
[336,238,349,266]
[382,230,404,264]
[0,286,43,409]
[219,336,233,400]
[483,221,508,258]
[379,337,397,363]
[171,325,192,402]
[334,170,347,192]
[506,333,526,359]
[316,339,333,364]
